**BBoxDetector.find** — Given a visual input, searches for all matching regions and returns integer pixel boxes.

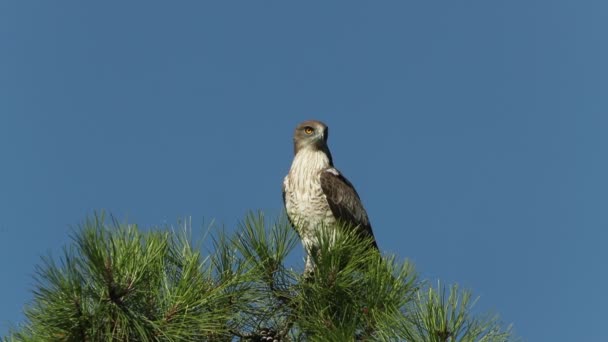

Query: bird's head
[293,120,329,154]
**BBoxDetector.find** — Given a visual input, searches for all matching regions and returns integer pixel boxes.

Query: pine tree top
[4,212,514,342]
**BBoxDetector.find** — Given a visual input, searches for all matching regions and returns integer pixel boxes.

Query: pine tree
[4,212,514,341]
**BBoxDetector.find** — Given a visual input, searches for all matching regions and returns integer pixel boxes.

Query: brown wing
[320,168,377,249]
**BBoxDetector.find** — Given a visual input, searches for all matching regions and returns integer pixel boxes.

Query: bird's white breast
[283,149,335,243]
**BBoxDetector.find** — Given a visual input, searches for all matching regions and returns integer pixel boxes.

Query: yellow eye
[304,127,314,134]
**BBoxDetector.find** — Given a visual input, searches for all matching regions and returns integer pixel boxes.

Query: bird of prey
[282,120,377,273]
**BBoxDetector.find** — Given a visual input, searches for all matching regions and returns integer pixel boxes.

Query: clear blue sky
[1,1,606,340]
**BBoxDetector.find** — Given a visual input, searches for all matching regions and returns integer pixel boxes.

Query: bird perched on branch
[282,120,378,273]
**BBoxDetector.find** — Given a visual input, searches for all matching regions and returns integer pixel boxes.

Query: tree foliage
[4,213,514,341]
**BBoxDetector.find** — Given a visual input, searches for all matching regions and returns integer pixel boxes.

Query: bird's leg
[301,238,317,278]
[304,254,315,278]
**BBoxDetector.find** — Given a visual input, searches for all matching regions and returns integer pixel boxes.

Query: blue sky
[1,1,606,340]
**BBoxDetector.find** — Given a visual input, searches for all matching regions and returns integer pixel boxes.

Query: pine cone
[256,327,280,342]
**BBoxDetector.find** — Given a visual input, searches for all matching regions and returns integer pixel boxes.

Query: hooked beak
[318,126,326,140]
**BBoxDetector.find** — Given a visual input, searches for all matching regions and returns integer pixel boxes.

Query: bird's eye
[304,127,314,135]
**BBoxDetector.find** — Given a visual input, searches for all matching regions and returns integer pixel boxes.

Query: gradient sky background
[1,1,607,340]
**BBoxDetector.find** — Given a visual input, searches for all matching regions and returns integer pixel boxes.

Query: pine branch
[4,212,516,342]
[406,282,514,342]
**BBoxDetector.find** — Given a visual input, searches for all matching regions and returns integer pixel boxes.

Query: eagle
[282,120,378,273]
